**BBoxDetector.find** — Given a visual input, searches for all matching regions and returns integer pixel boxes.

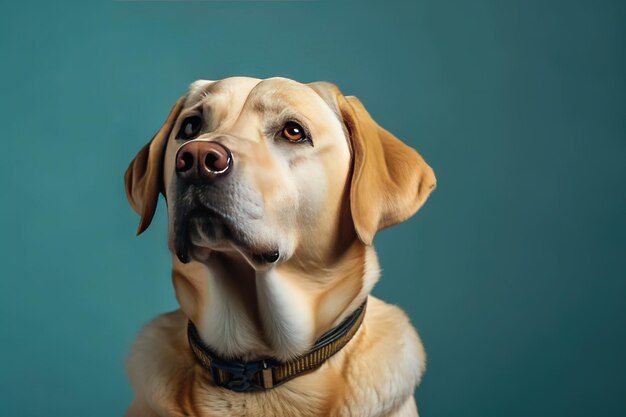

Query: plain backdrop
[1,1,625,416]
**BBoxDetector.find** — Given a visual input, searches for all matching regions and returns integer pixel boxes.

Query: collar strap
[188,300,367,392]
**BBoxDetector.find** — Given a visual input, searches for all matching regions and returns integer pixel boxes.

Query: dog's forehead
[185,77,322,112]
[185,77,260,106]
[248,78,326,114]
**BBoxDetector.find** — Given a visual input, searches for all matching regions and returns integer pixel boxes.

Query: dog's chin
[173,212,280,269]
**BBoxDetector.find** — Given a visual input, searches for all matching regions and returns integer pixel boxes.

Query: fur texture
[124,77,435,416]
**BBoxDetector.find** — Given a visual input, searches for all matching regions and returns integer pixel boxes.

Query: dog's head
[125,77,435,271]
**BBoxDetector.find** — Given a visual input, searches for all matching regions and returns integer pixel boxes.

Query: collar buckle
[261,360,274,389]
[187,300,367,392]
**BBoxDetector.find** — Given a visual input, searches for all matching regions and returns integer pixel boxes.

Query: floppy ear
[310,82,436,245]
[124,97,185,235]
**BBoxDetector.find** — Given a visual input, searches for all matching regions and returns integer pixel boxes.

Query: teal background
[1,0,624,416]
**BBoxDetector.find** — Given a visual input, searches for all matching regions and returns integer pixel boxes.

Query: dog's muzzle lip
[252,251,280,264]
[172,201,280,266]
[173,204,225,264]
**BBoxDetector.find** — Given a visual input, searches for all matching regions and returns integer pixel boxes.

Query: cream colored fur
[124,77,435,417]
[126,297,425,417]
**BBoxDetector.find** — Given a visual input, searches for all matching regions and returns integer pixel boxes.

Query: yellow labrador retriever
[124,77,436,417]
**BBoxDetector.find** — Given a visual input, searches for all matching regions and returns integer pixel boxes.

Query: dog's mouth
[172,205,222,264]
[172,199,279,267]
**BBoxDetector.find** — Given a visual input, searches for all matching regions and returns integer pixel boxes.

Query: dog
[123,77,436,417]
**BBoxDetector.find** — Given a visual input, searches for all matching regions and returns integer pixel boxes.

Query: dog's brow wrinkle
[201,81,224,97]
[252,100,267,114]
[251,94,289,116]
[253,99,285,116]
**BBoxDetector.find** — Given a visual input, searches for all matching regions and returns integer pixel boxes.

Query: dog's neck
[171,242,380,362]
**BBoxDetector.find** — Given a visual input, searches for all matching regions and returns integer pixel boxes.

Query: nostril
[176,151,194,172]
[205,149,229,173]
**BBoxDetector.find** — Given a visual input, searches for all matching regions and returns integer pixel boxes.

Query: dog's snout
[176,141,232,180]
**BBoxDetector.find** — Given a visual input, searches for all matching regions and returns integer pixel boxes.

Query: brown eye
[177,115,202,140]
[281,121,307,142]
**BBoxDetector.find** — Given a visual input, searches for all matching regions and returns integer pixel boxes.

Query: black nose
[175,141,232,181]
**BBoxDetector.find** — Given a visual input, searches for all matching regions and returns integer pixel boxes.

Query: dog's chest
[181,372,342,417]
[126,299,424,417]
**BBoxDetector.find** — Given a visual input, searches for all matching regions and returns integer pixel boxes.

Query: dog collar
[187,300,367,392]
